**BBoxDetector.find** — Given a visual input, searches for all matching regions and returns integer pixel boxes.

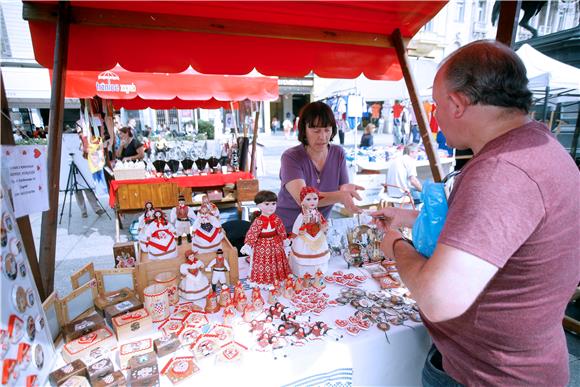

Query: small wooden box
[62,328,117,363]
[63,314,106,343]
[86,357,114,383]
[118,338,154,370]
[128,364,159,387]
[95,288,136,316]
[111,308,152,342]
[92,371,127,387]
[103,298,143,326]
[153,334,180,357]
[49,360,87,386]
[59,376,90,387]
[128,351,157,370]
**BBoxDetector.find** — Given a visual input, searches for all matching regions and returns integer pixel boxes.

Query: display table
[357,157,456,181]
[52,252,431,386]
[109,171,253,210]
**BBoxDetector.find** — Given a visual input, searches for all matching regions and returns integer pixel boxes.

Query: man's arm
[409,175,422,192]
[285,179,362,213]
[381,230,498,322]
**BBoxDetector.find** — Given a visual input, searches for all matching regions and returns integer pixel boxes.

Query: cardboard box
[103,298,143,327]
[49,360,87,386]
[86,357,114,383]
[128,351,157,371]
[118,338,154,370]
[92,371,127,387]
[94,288,136,315]
[128,364,159,387]
[153,334,180,358]
[62,328,117,363]
[59,376,91,387]
[111,308,152,342]
[63,314,106,343]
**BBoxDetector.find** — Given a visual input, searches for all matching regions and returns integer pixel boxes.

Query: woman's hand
[338,184,364,214]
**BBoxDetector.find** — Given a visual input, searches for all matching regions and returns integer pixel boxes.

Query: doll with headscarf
[191,206,224,253]
[241,190,290,287]
[144,209,178,260]
[138,201,156,253]
[289,187,330,276]
[179,251,211,300]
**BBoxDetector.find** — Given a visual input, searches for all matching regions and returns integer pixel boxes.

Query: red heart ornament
[33,149,41,158]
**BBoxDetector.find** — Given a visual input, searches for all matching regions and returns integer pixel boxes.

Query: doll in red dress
[241,191,291,287]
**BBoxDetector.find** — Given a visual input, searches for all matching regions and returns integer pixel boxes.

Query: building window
[423,20,434,32]
[455,0,465,22]
[477,0,487,23]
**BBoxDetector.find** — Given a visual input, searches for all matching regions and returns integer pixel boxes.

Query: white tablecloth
[55,251,431,386]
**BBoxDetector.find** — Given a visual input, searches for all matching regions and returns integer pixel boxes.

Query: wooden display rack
[135,236,238,300]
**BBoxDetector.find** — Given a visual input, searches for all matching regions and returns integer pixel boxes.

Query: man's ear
[448,92,470,118]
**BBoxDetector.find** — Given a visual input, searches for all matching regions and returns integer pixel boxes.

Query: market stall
[11,1,454,386]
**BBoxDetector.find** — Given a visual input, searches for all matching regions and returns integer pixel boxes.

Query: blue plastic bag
[412,180,448,258]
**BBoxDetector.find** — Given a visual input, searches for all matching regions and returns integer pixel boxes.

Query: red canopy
[25,1,446,80]
[58,64,276,109]
[112,98,236,111]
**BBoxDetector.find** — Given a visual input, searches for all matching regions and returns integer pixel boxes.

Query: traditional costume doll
[179,251,211,300]
[170,195,196,245]
[191,206,223,253]
[241,191,291,287]
[206,249,230,291]
[138,201,156,253]
[200,195,220,218]
[223,302,236,325]
[235,292,248,313]
[218,284,231,307]
[144,209,178,260]
[232,281,244,305]
[251,287,265,310]
[289,187,331,276]
[205,291,220,314]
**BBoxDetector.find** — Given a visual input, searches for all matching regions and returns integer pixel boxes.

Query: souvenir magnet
[36,316,45,331]
[13,285,27,313]
[1,226,7,248]
[3,213,14,232]
[27,288,35,308]
[9,238,22,255]
[0,329,8,359]
[33,344,44,369]
[4,253,17,280]
[19,262,27,278]
[26,315,36,341]
[8,315,24,343]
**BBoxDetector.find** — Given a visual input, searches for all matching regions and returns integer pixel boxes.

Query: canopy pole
[0,73,46,301]
[392,28,443,182]
[495,1,522,46]
[250,106,260,176]
[39,1,70,296]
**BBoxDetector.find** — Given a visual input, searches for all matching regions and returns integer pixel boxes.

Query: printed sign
[1,145,49,218]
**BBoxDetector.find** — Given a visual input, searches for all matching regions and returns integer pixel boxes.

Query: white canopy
[516,44,580,92]
[312,58,437,101]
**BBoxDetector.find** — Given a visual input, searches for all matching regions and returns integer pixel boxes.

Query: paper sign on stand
[1,145,49,218]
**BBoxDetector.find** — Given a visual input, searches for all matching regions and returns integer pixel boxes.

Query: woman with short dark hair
[275,101,363,231]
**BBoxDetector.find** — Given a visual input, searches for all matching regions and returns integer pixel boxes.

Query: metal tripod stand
[59,153,111,227]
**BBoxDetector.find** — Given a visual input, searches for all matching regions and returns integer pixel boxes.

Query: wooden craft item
[62,313,106,343]
[92,371,127,387]
[43,292,62,345]
[80,347,111,367]
[59,375,91,387]
[48,360,87,387]
[95,268,137,297]
[118,338,154,369]
[62,328,117,363]
[158,319,184,338]
[142,284,170,323]
[86,357,114,382]
[128,364,159,387]
[94,288,135,316]
[160,356,199,385]
[216,341,247,363]
[113,241,139,268]
[58,280,98,325]
[70,263,95,290]
[190,334,220,359]
[153,334,180,358]
[103,297,143,327]
[128,351,157,371]
[111,308,152,342]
